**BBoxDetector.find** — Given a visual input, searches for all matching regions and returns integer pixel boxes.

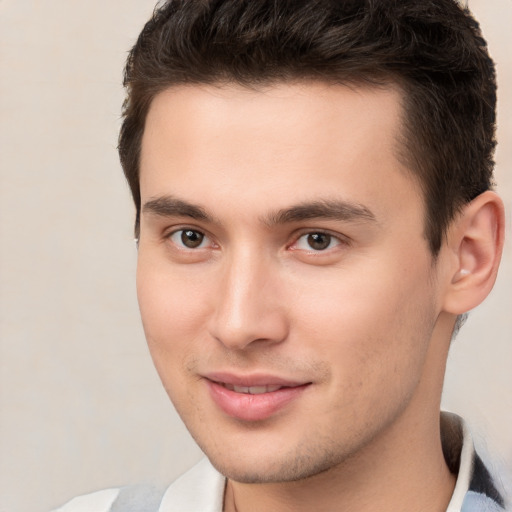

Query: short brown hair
[119,0,497,254]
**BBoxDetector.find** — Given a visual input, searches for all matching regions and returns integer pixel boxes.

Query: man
[54,0,507,510]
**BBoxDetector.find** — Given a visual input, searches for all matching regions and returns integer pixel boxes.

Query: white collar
[443,412,475,511]
[159,458,225,512]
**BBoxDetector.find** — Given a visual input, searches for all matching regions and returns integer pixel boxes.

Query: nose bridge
[209,244,287,350]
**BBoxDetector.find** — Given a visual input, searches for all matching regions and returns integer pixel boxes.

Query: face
[137,82,448,483]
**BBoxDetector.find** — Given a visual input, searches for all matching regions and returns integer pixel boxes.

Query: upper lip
[203,371,309,388]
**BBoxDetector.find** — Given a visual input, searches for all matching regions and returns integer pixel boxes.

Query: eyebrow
[263,200,377,226]
[142,196,377,226]
[142,196,214,222]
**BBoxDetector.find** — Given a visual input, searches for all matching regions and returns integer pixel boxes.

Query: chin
[203,443,348,484]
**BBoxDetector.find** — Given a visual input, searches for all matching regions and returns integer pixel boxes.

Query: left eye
[294,232,340,251]
[169,229,210,249]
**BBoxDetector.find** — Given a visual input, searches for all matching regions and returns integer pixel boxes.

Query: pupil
[182,230,204,248]
[308,233,330,250]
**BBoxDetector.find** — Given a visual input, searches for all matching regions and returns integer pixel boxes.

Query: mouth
[204,373,311,422]
[220,383,285,394]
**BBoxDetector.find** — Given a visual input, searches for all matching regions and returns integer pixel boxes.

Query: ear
[442,191,505,315]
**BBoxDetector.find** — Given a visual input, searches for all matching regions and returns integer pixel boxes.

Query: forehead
[140,82,422,222]
[142,81,404,157]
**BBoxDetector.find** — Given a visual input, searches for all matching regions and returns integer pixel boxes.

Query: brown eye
[169,229,207,249]
[181,230,204,248]
[307,233,332,250]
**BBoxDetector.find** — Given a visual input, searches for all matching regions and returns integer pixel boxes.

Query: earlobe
[442,191,505,315]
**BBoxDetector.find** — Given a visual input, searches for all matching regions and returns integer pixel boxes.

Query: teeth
[225,384,282,394]
[259,385,282,393]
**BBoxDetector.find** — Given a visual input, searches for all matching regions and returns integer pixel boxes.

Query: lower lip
[206,380,310,422]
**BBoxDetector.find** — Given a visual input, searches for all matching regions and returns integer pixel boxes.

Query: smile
[205,374,311,421]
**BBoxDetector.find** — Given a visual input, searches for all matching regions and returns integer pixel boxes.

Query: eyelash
[165,227,348,254]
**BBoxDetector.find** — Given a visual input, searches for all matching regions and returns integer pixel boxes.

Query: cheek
[289,258,436,396]
[136,260,215,416]
[136,258,212,361]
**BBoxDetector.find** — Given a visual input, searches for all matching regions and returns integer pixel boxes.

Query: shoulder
[159,458,226,512]
[50,459,225,512]
[50,488,121,512]
[463,451,508,512]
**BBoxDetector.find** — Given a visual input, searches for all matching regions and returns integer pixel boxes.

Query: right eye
[169,229,210,249]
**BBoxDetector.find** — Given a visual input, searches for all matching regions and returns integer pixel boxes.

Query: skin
[136,82,502,511]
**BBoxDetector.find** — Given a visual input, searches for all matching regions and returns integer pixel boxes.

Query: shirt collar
[442,411,505,511]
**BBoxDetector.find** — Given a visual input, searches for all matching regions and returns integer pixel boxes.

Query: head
[120,0,504,488]
[120,0,497,255]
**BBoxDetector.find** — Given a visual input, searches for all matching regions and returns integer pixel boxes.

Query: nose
[208,250,289,351]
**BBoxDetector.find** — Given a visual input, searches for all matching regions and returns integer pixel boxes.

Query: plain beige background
[0,1,510,511]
